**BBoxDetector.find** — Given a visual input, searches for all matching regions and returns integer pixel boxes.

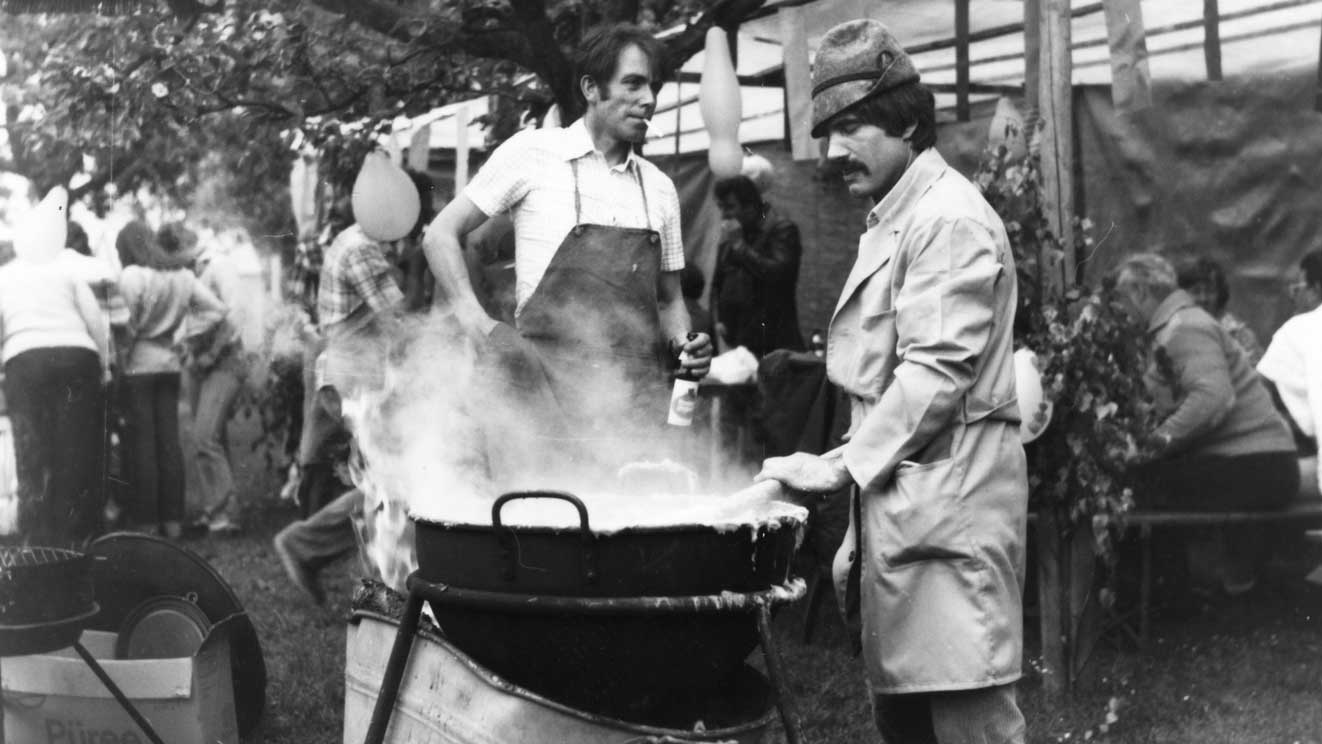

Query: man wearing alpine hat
[756,19,1028,743]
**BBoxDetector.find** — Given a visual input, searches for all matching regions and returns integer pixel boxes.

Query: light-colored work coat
[827,148,1028,694]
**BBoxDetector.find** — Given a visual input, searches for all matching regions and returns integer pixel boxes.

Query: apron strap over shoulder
[569,157,652,232]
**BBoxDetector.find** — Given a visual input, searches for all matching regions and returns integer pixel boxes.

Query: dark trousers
[874,684,1026,744]
[3,347,104,546]
[120,373,186,530]
[277,486,361,572]
[1129,450,1299,511]
[1130,450,1299,588]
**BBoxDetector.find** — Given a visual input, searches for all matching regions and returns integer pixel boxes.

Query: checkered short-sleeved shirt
[316,224,403,331]
[464,119,684,315]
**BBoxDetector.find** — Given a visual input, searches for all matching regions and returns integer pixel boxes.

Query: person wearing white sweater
[0,193,111,546]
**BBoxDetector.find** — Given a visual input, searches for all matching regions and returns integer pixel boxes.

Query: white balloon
[352,152,420,243]
[708,139,744,180]
[14,186,68,264]
[1014,348,1053,443]
[700,27,742,179]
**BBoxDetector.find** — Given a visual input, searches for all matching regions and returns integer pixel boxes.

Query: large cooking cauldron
[413,490,804,721]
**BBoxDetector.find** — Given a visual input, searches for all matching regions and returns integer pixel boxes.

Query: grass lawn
[205,415,1322,744]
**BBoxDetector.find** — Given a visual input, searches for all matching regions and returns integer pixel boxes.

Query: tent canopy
[391,0,1322,158]
[643,0,1322,155]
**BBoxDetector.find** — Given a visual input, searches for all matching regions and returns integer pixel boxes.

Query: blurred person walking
[186,225,250,535]
[274,169,435,605]
[0,190,111,546]
[115,221,227,538]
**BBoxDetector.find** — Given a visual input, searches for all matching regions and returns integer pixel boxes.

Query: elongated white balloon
[1014,348,1053,443]
[699,27,743,178]
[14,186,68,264]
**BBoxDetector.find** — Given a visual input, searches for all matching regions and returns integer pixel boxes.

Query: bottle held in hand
[668,333,700,427]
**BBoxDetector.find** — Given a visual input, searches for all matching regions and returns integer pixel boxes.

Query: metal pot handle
[491,491,598,586]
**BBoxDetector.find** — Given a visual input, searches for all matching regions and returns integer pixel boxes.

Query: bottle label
[667,378,700,426]
[313,352,329,390]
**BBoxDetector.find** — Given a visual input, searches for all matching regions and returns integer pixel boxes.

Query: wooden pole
[1037,0,1074,699]
[1204,0,1223,81]
[1024,0,1042,138]
[1036,509,1069,698]
[1317,1,1322,112]
[1040,0,1075,293]
[956,0,971,122]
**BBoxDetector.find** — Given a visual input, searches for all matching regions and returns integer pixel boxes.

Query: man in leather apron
[424,24,711,487]
[755,20,1029,744]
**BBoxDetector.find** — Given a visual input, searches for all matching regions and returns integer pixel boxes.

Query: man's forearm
[658,290,692,346]
[423,230,497,335]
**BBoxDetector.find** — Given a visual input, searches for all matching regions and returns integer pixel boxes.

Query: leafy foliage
[1,0,765,222]
[976,143,1157,559]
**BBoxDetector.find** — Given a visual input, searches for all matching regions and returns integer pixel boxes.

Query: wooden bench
[1122,501,1322,641]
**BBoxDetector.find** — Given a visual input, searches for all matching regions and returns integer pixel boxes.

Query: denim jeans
[121,372,185,530]
[187,349,248,521]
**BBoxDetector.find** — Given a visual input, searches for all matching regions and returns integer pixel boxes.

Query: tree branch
[69,155,146,201]
[306,0,540,70]
[507,0,575,119]
[304,0,769,123]
[659,0,767,72]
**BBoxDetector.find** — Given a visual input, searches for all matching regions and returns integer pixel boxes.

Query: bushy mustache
[824,156,868,177]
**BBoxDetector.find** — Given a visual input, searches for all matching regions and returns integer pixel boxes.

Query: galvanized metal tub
[344,611,776,744]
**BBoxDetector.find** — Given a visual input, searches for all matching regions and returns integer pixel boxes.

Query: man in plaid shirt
[275,170,434,604]
[317,223,405,382]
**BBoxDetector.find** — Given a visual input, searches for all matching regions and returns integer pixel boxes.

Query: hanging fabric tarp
[1074,72,1322,341]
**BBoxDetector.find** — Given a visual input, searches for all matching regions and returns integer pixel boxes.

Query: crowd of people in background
[0,205,251,548]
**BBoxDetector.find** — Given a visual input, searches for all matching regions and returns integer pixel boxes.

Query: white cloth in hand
[707,346,759,385]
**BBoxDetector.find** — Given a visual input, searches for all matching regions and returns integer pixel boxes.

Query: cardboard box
[1,617,238,744]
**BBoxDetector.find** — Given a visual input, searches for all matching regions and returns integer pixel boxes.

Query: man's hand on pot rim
[676,332,713,378]
[755,452,851,493]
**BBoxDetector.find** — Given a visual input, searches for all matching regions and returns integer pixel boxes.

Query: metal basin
[411,491,805,719]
